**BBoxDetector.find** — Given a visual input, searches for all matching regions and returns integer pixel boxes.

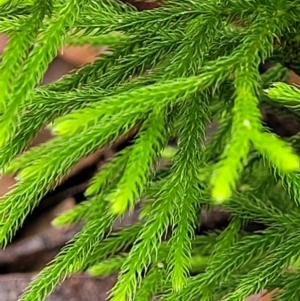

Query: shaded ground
[0,274,116,301]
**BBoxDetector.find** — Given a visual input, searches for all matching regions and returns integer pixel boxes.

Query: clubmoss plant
[1,0,300,300]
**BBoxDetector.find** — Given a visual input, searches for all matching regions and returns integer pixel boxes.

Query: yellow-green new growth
[108,110,169,215]
[0,0,87,147]
[211,5,299,203]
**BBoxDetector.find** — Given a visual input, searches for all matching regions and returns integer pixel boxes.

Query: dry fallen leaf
[0,33,8,51]
[58,45,106,66]
[289,71,300,85]
[244,289,279,301]
[260,289,279,301]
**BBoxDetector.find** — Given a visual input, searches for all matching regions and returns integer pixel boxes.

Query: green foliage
[1,0,300,300]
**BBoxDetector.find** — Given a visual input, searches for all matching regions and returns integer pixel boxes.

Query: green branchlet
[1,1,300,301]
